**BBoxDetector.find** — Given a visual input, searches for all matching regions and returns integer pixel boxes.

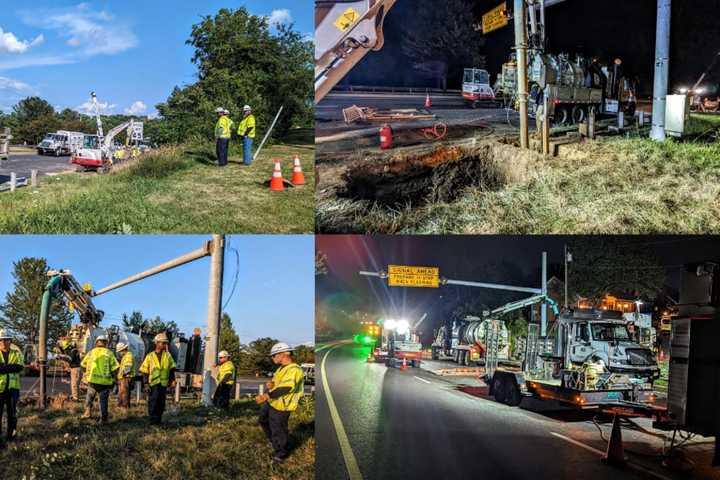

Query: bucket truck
[71,92,144,173]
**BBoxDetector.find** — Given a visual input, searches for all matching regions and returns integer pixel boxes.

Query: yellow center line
[321,342,363,480]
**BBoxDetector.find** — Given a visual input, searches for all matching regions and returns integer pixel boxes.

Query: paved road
[0,151,74,183]
[316,92,517,138]
[317,341,679,480]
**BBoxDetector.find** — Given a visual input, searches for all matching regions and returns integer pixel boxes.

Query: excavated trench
[339,143,535,207]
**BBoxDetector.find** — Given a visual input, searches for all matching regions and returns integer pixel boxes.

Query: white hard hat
[270,342,294,356]
[223,108,230,115]
[116,342,128,352]
[243,105,251,112]
[215,107,226,114]
[96,335,108,343]
[218,350,229,358]
[0,329,11,340]
[154,333,169,343]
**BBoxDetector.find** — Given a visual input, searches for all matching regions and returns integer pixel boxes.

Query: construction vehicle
[677,50,720,112]
[461,68,497,108]
[0,127,10,161]
[432,294,558,366]
[497,52,637,125]
[71,92,144,173]
[489,307,661,413]
[353,321,381,346]
[301,363,316,385]
[371,318,423,368]
[314,0,398,103]
[37,131,85,156]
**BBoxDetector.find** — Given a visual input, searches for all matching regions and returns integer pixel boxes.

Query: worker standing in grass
[81,336,119,424]
[0,330,23,446]
[214,107,233,167]
[237,105,256,166]
[116,343,136,409]
[255,342,305,463]
[58,336,81,401]
[139,333,176,425]
[213,350,236,409]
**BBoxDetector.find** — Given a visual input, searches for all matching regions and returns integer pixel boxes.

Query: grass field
[0,131,314,234]
[317,114,720,234]
[0,396,314,480]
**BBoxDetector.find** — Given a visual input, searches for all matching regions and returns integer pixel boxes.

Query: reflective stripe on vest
[217,360,236,385]
[215,116,233,139]
[237,115,256,139]
[141,351,175,387]
[118,351,136,380]
[269,363,304,412]
[0,349,22,392]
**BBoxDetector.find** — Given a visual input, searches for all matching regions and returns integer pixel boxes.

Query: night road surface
[316,341,678,480]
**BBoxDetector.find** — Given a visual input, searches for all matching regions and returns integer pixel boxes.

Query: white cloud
[269,9,292,27]
[21,4,138,56]
[124,100,146,116]
[0,76,32,92]
[0,28,44,54]
[75,100,116,115]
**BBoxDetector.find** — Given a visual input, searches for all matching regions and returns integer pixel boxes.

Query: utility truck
[461,68,497,108]
[489,308,661,412]
[37,131,85,156]
[371,318,423,368]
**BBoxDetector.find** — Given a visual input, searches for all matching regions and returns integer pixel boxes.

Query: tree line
[0,7,312,146]
[0,257,313,376]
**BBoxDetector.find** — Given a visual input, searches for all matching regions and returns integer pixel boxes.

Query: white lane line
[413,375,432,384]
[321,343,363,480]
[550,432,673,480]
[550,431,605,455]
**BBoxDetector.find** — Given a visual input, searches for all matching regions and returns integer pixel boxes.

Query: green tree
[156,7,312,144]
[567,238,666,303]
[218,312,241,362]
[0,257,72,347]
[294,345,314,364]
[121,310,177,337]
[13,96,54,124]
[237,337,279,375]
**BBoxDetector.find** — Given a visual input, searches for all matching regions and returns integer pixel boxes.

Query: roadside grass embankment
[317,114,720,233]
[1,397,315,480]
[0,130,315,233]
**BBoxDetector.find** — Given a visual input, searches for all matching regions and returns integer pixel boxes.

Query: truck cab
[462,68,496,108]
[37,131,84,156]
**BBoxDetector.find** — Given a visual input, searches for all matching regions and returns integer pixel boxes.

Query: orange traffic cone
[269,159,285,191]
[602,413,627,467]
[291,155,305,185]
[401,357,408,370]
[424,92,432,108]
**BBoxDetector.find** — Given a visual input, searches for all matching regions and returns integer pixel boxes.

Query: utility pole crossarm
[94,242,214,297]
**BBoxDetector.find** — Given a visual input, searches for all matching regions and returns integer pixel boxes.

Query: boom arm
[691,50,720,93]
[489,294,559,317]
[315,0,397,103]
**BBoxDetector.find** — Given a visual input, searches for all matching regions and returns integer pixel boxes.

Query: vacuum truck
[431,316,510,366]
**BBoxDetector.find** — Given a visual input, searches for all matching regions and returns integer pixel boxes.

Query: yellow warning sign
[334,7,360,32]
[482,2,508,34]
[387,265,440,288]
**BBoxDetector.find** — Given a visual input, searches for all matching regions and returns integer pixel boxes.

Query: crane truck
[71,92,144,173]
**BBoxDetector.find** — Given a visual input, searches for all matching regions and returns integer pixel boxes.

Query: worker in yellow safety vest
[237,105,256,166]
[139,333,176,425]
[213,350,236,409]
[255,342,305,462]
[57,336,81,401]
[214,107,233,167]
[116,343,136,409]
[80,335,119,424]
[0,329,23,446]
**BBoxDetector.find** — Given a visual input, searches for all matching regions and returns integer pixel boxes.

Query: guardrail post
[31,169,38,188]
[235,382,241,400]
[10,172,16,192]
[258,384,264,395]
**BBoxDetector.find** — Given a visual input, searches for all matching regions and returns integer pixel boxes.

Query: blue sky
[0,235,315,346]
[0,1,312,115]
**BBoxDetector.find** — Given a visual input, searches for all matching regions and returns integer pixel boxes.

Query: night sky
[343,0,720,97]
[316,236,720,340]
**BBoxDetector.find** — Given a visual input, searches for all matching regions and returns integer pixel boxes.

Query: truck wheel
[504,377,522,406]
[431,347,438,361]
[493,377,506,403]
[55,149,60,157]
[556,106,570,126]
[571,106,586,124]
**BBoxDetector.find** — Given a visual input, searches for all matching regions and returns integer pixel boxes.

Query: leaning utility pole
[202,234,225,406]
[514,0,529,148]
[650,0,672,141]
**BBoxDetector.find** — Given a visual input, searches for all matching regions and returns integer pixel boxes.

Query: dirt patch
[338,142,541,207]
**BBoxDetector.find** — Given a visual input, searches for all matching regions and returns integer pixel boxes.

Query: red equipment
[379,124,393,150]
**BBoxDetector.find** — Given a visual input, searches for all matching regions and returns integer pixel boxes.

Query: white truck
[37,131,85,156]
[461,68,497,108]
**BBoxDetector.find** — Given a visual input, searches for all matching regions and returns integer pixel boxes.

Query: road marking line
[550,432,673,480]
[321,343,363,480]
[550,431,605,455]
[413,375,431,384]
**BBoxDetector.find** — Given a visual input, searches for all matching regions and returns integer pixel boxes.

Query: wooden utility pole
[514,0,529,148]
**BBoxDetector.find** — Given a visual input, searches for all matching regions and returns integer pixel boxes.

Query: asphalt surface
[0,151,74,183]
[316,91,517,138]
[317,341,695,480]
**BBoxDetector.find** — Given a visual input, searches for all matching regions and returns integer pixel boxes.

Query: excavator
[315,0,398,103]
[71,92,144,173]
